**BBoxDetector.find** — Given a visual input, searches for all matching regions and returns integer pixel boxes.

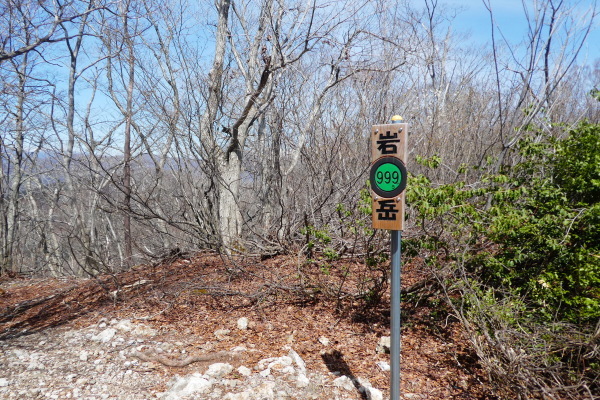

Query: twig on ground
[131,350,238,368]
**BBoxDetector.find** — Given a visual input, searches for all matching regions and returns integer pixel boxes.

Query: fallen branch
[0,292,63,324]
[131,350,238,368]
[401,278,435,295]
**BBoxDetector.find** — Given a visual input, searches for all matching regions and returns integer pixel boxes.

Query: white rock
[79,351,89,361]
[376,336,390,354]
[259,368,271,377]
[114,320,134,332]
[357,378,371,387]
[365,386,383,400]
[13,349,27,360]
[204,362,233,378]
[236,317,249,330]
[255,381,276,397]
[223,393,251,400]
[267,356,292,371]
[333,375,355,391]
[91,328,116,343]
[288,349,306,374]
[281,365,296,375]
[0,378,9,387]
[27,361,45,370]
[402,394,423,399]
[376,361,390,371]
[222,379,239,388]
[214,329,231,340]
[318,336,330,346]
[237,366,252,376]
[296,373,310,388]
[257,356,278,369]
[131,324,157,337]
[161,374,212,400]
[356,378,383,400]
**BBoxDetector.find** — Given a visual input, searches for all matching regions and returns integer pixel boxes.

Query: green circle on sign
[374,163,402,192]
[369,157,407,197]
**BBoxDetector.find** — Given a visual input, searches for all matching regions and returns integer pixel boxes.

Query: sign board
[370,123,408,230]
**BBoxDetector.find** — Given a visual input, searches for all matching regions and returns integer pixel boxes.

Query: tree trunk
[218,151,244,250]
[123,30,135,269]
[2,55,27,274]
[198,0,231,248]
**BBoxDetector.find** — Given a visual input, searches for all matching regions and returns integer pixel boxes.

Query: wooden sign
[371,123,408,161]
[370,123,408,231]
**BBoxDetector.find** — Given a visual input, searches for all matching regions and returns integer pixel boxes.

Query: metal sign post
[390,229,401,400]
[369,115,407,400]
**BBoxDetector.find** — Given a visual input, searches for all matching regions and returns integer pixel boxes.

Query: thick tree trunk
[218,152,244,250]
[198,0,232,248]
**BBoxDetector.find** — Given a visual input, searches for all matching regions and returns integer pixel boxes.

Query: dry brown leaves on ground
[0,252,498,399]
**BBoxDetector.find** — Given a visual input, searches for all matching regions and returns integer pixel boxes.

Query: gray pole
[390,230,401,399]
[390,115,403,400]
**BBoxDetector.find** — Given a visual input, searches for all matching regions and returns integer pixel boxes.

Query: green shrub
[406,122,600,397]
[408,122,599,324]
[484,122,600,323]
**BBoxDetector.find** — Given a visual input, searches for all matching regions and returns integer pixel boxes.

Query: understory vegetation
[404,121,600,399]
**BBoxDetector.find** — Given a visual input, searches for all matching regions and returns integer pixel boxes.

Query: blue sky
[443,0,599,65]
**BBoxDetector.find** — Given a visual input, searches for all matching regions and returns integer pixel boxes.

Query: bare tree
[192,0,412,250]
[1,0,598,276]
[0,0,57,273]
[483,0,597,172]
[0,0,103,62]
[0,51,27,274]
[101,0,147,268]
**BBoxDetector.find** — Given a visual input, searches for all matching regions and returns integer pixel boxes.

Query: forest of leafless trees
[1,0,598,277]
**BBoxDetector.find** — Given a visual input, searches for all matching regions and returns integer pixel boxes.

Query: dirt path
[0,254,495,399]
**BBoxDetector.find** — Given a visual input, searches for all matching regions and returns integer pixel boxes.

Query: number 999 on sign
[376,169,400,186]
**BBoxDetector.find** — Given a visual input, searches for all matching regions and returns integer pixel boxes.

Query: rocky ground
[0,253,496,399]
[0,316,365,399]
